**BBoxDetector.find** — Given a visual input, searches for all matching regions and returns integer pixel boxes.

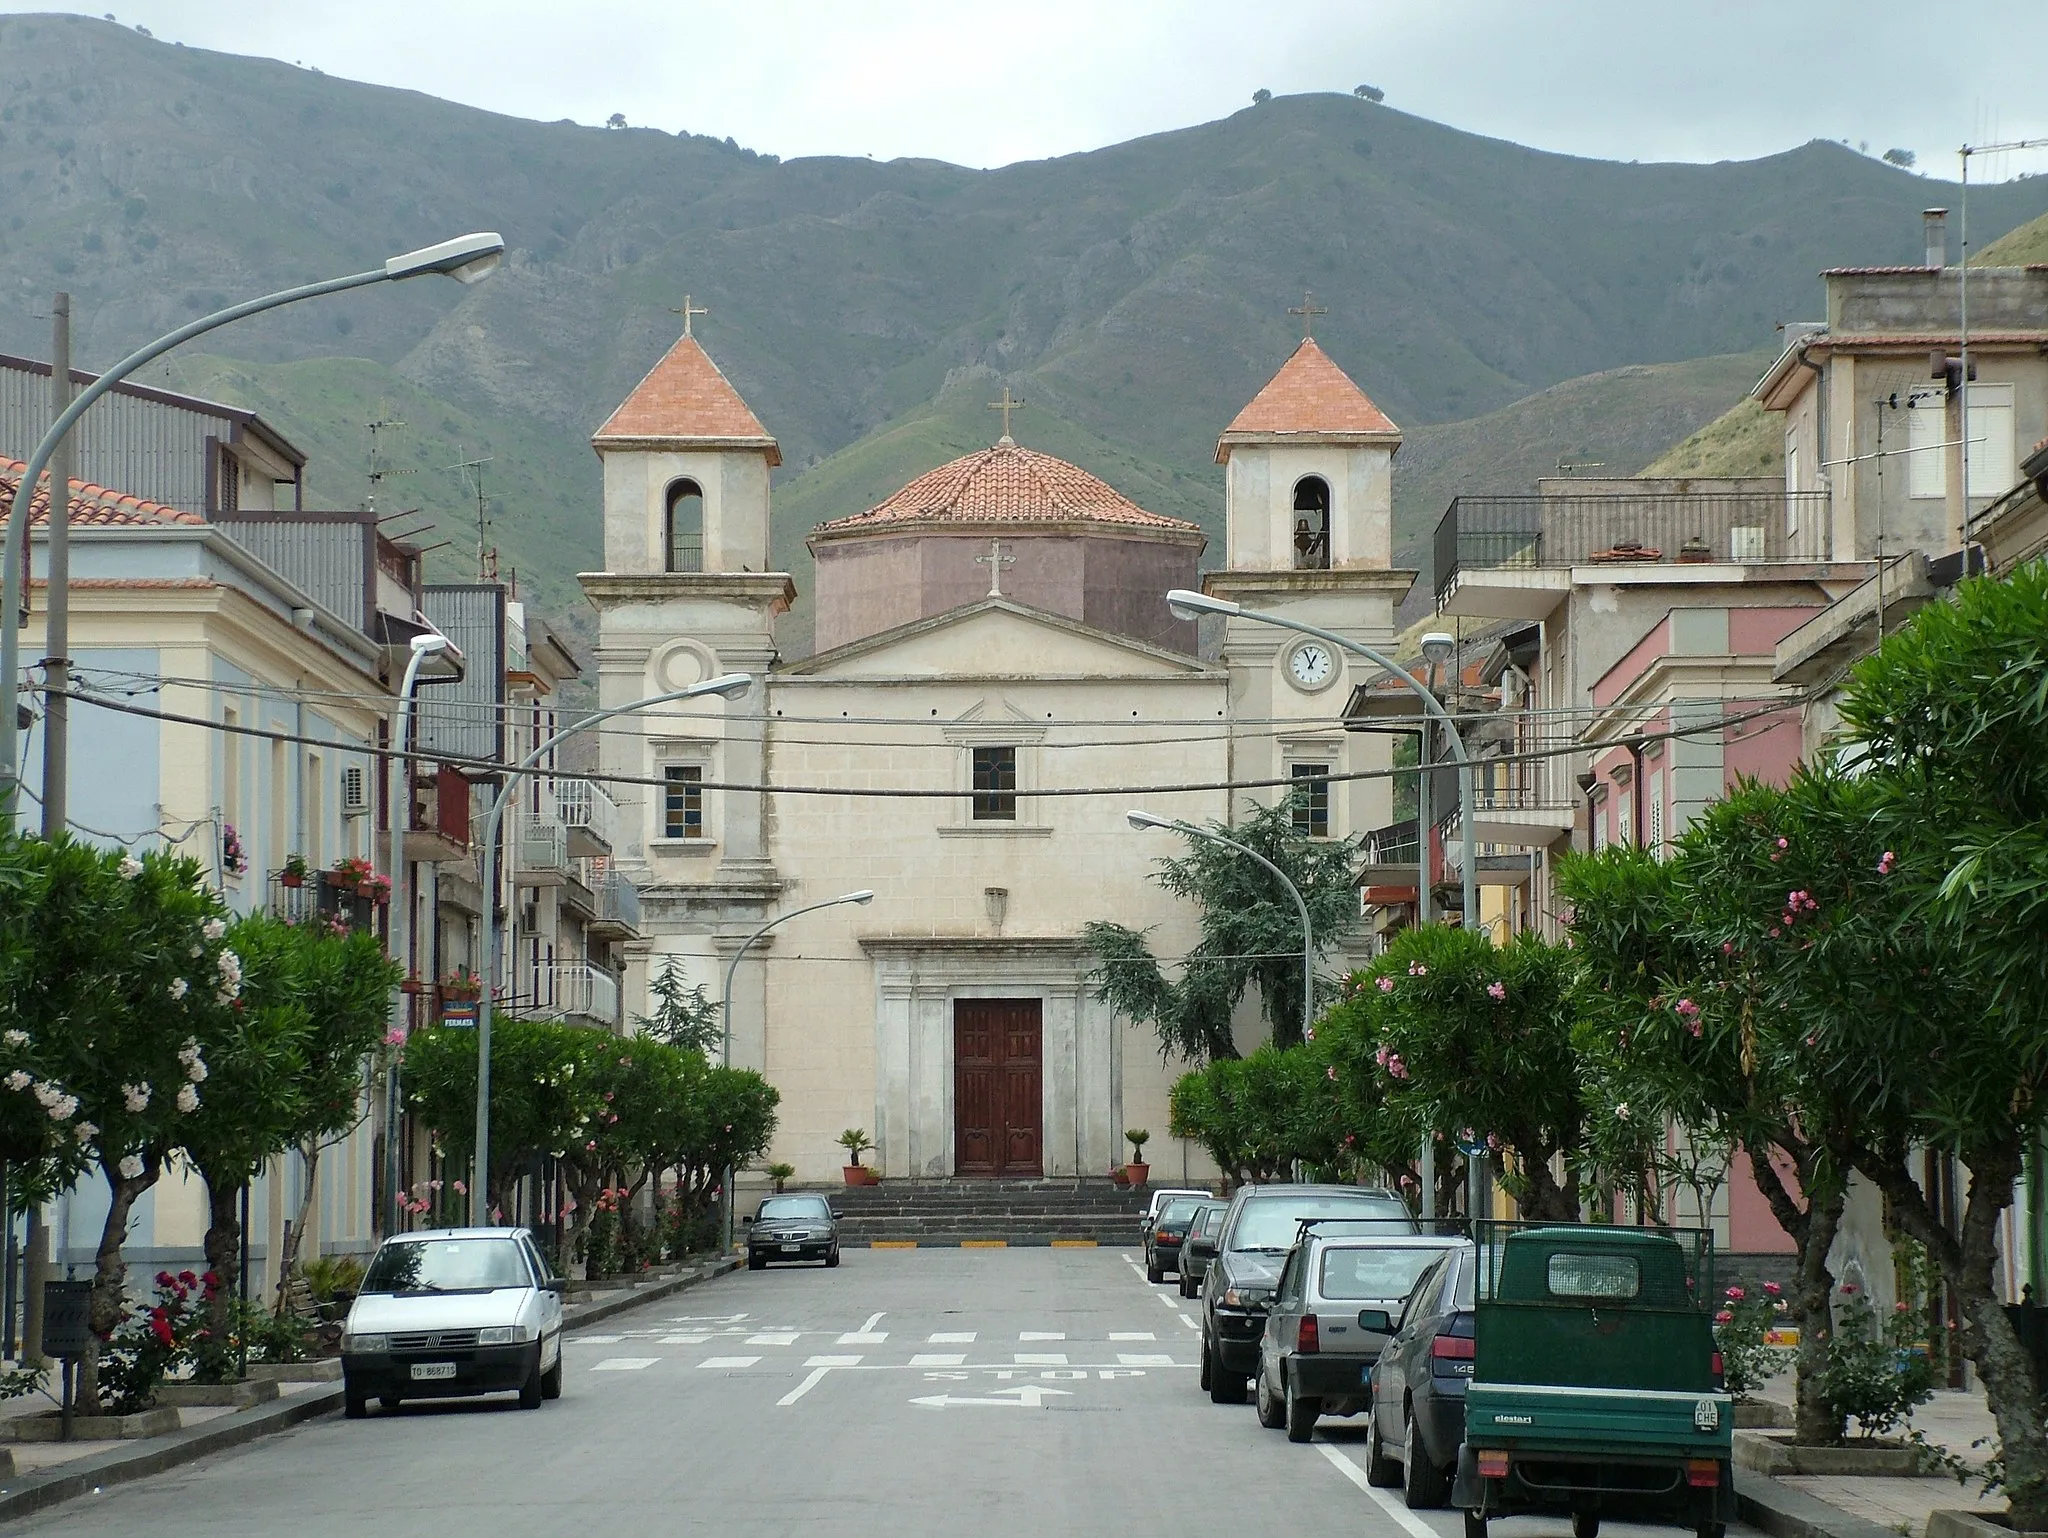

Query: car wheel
[1573,1514,1600,1538]
[1365,1408,1403,1486]
[518,1345,544,1410]
[343,1376,367,1419]
[1255,1357,1286,1429]
[1695,1525,1725,1538]
[748,1251,766,1270]
[1403,1407,1452,1508]
[826,1248,841,1268]
[1179,1271,1194,1299]
[1146,1258,1164,1284]
[1208,1355,1248,1405]
[1463,1514,1488,1538]
[541,1349,564,1401]
[1284,1369,1321,1443]
[1198,1335,1213,1392]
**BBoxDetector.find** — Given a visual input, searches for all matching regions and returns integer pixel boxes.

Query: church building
[580,326,1413,1188]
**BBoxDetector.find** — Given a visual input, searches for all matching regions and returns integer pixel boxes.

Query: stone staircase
[807,1177,1172,1246]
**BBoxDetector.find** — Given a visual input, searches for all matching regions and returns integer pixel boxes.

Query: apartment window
[222,706,242,834]
[971,745,1017,821]
[1647,777,1665,855]
[1289,762,1331,838]
[1784,430,1800,527]
[306,753,324,867]
[663,764,705,839]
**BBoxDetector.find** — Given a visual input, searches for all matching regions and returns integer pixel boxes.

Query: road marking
[1117,1353,1176,1366]
[1316,1442,1442,1538]
[747,1333,800,1346]
[1019,1331,1065,1341]
[911,1384,1072,1410]
[1014,1353,1068,1366]
[929,1331,976,1343]
[805,1354,864,1367]
[1109,1332,1156,1341]
[838,1331,888,1344]
[1178,1313,1198,1330]
[698,1356,761,1369]
[960,1239,1008,1249]
[659,1334,710,1345]
[1157,1294,1181,1307]
[778,1367,832,1406]
[570,1334,623,1344]
[910,1353,967,1367]
[871,1240,918,1249]
[1050,1239,1098,1247]
[592,1358,658,1371]
[859,1312,887,1332]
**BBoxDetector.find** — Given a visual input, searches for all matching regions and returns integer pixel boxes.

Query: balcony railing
[515,812,569,884]
[1362,821,1420,864]
[265,870,379,935]
[577,856,642,936]
[539,960,621,1027]
[554,777,617,858]
[1434,491,1834,607]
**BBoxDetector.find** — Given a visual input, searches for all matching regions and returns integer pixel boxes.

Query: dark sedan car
[1144,1195,1209,1284]
[745,1194,842,1269]
[1365,1240,1478,1509]
[1199,1183,1414,1405]
[1178,1200,1227,1298]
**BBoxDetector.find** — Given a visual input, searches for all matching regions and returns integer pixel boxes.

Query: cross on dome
[987,386,1026,445]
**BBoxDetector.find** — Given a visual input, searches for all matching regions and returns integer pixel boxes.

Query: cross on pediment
[976,538,1017,597]
[667,294,710,338]
[987,386,1026,443]
[1289,290,1328,339]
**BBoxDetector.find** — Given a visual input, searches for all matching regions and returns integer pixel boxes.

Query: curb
[0,1255,739,1525]
[1733,1468,1915,1538]
[847,1237,1126,1249]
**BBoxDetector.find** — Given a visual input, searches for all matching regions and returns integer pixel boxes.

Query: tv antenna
[365,417,416,513]
[449,449,498,581]
[1555,457,1606,476]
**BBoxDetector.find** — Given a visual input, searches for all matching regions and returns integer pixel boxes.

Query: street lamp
[1127,808,1316,1043]
[718,888,875,1245]
[384,630,455,1234]
[0,231,507,825]
[469,671,752,1227]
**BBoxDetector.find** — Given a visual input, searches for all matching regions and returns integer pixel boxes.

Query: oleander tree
[1167,1044,1347,1185]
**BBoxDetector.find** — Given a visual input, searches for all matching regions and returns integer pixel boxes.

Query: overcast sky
[13,1,2048,177]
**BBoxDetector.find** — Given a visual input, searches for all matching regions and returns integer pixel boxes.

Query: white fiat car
[340,1227,565,1417]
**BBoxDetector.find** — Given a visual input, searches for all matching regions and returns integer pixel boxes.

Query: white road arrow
[909,1383,1075,1410]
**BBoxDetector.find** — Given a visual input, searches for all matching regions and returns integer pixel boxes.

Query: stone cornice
[579,572,798,615]
[806,519,1205,552]
[859,934,1091,957]
[1203,568,1419,601]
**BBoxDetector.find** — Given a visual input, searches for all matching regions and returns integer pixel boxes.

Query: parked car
[1178,1200,1228,1298]
[1139,1187,1209,1239]
[746,1193,842,1269]
[1144,1194,1210,1283]
[1366,1240,1479,1509]
[1256,1227,1465,1442]
[340,1227,565,1417]
[1198,1183,1414,1405]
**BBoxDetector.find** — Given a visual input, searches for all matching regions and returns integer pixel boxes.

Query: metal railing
[577,856,642,933]
[1434,491,1833,607]
[545,960,621,1026]
[1362,821,1420,864]
[514,811,569,881]
[553,777,617,854]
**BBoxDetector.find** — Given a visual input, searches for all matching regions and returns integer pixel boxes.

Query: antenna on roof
[448,447,497,581]
[365,417,415,514]
[1555,457,1606,476]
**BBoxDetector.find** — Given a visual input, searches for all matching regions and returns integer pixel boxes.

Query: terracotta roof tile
[1216,338,1399,462]
[812,440,1200,535]
[0,458,205,527]
[592,335,781,465]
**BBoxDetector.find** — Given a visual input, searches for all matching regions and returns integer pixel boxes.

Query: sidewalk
[0,1254,737,1522]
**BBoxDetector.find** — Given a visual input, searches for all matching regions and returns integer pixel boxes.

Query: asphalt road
[31,1247,1771,1538]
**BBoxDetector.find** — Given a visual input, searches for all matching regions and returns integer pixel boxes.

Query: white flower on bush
[202,917,227,942]
[177,1038,202,1065]
[215,949,243,1002]
[169,977,189,1000]
[118,1154,145,1179]
[187,1056,208,1083]
[4,1070,29,1092]
[2,1028,25,1047]
[176,1083,201,1114]
[45,1093,77,1121]
[74,1121,97,1145]
[31,1081,61,1107]
[118,854,143,880]
[123,1082,152,1113]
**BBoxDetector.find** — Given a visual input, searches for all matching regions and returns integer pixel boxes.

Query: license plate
[410,1362,457,1381]
[780,1243,801,1253]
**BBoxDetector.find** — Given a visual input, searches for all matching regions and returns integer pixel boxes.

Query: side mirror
[742,1215,754,1224]
[830,1209,844,1221]
[1357,1308,1393,1333]
[543,1278,565,1294]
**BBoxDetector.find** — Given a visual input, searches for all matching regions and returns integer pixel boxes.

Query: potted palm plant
[837,1129,877,1185]
[1125,1128,1151,1188]
[766,1161,795,1194]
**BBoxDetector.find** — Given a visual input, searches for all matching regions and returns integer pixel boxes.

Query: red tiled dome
[813,441,1198,534]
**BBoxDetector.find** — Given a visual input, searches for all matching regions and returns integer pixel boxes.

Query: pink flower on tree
[1326,1066,1337,1081]
[1725,1285,1745,1301]
[1714,1310,1734,1325]
[1486,981,1506,1002]
[1762,1281,1782,1297]
[1376,977,1396,994]
[1877,850,1896,874]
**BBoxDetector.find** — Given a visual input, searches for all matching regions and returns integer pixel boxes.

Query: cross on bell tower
[1288,290,1328,339]
[667,294,710,338]
[987,386,1026,445]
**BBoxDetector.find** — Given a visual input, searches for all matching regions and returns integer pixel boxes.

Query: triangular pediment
[778,599,1216,680]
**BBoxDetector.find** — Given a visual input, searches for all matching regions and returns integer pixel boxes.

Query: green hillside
[1640,397,1783,478]
[1976,209,2048,265]
[5,12,2045,644]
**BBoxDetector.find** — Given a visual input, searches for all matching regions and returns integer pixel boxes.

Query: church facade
[580,331,1413,1188]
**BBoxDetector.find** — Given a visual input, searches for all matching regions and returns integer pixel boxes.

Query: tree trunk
[78,1158,159,1414]
[274,1142,320,1314]
[199,1176,243,1381]
[1745,1140,1845,1445]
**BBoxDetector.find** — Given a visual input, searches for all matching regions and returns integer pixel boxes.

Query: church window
[971,745,1018,821]
[665,479,704,573]
[1292,476,1331,570]
[663,764,704,838]
[1289,762,1331,837]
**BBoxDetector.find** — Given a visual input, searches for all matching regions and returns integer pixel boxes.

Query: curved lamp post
[1127,808,1315,1043]
[0,231,506,825]
[469,671,752,1227]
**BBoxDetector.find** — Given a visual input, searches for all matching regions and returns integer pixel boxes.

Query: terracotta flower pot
[1110,1168,1130,1188]
[279,871,305,889]
[843,1165,866,1186]
[1126,1162,1150,1187]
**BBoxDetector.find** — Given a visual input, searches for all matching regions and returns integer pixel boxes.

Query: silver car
[340,1227,566,1417]
[1254,1228,1465,1442]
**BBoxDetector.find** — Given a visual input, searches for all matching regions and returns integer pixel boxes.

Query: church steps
[784,1179,1206,1245]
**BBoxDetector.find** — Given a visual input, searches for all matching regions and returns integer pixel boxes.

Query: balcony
[576,857,642,940]
[1358,820,1423,907]
[514,812,570,885]
[404,763,473,864]
[554,778,617,859]
[1434,490,1833,611]
[265,870,379,935]
[516,959,622,1028]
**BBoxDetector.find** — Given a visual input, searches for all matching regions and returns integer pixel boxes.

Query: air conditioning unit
[1728,526,1765,562]
[340,765,370,818]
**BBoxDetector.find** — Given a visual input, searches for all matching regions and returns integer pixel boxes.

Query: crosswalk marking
[1014,1353,1068,1366]
[1109,1332,1156,1341]
[837,1331,888,1344]
[1118,1353,1176,1367]
[746,1333,800,1346]
[660,1334,710,1345]
[592,1358,658,1371]
[1019,1331,1064,1341]
[804,1354,864,1368]
[698,1355,761,1369]
[570,1334,623,1344]
[929,1331,976,1343]
[910,1353,967,1367]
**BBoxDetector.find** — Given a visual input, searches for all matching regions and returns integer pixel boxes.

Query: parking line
[1178,1313,1198,1330]
[777,1367,833,1406]
[1315,1443,1441,1538]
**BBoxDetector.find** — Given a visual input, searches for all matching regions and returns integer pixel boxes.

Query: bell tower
[1209,325,1414,859]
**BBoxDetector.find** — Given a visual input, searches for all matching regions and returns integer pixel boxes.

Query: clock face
[1288,642,1336,690]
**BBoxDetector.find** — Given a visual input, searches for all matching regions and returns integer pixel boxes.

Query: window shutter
[1907,393,1946,499]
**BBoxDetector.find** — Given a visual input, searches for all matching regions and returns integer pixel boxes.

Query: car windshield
[362,1238,531,1294]
[757,1196,832,1222]
[1159,1197,1203,1224]
[1319,1245,1446,1301]
[1229,1194,1411,1253]
[1193,1206,1225,1237]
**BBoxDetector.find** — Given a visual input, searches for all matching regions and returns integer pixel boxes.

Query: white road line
[777,1367,832,1406]
[1117,1353,1176,1366]
[746,1333,800,1346]
[659,1334,710,1345]
[698,1355,762,1369]
[1109,1332,1156,1341]
[591,1358,658,1371]
[805,1354,864,1367]
[838,1331,888,1344]
[860,1311,886,1333]
[1157,1294,1181,1308]
[1178,1313,1198,1330]
[1019,1331,1065,1341]
[1316,1442,1442,1538]
[929,1331,976,1343]
[909,1353,967,1367]
[570,1334,623,1345]
[1014,1353,1068,1366]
